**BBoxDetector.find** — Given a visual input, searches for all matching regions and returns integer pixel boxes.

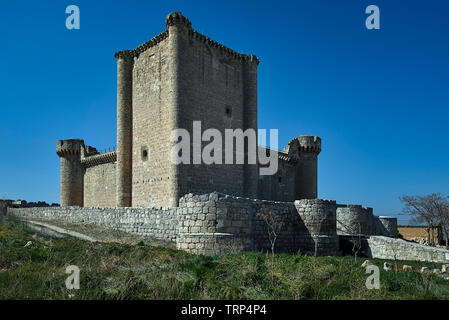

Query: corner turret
[56,139,85,206]
[165,12,192,29]
[294,135,321,199]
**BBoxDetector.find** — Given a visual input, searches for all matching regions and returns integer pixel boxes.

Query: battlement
[114,12,258,65]
[282,135,322,157]
[277,152,297,164]
[82,145,99,157]
[337,204,373,212]
[114,49,134,60]
[165,11,192,29]
[297,135,321,154]
[295,198,337,206]
[257,146,297,164]
[187,29,259,65]
[81,151,117,168]
[282,138,300,158]
[56,139,84,157]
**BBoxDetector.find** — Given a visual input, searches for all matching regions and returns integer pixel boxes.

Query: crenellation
[297,135,322,154]
[56,139,84,157]
[81,151,116,168]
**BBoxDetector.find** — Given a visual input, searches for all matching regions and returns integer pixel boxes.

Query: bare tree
[351,223,363,262]
[390,240,399,272]
[312,214,330,257]
[432,195,449,248]
[336,219,362,261]
[256,208,284,255]
[399,194,445,246]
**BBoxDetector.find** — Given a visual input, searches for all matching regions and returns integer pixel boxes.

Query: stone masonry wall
[8,192,422,260]
[7,193,343,256]
[336,205,373,236]
[175,15,258,203]
[8,196,449,262]
[7,206,178,243]
[373,216,398,237]
[294,199,339,256]
[177,193,255,255]
[84,162,116,207]
[176,193,309,255]
[131,33,177,208]
[367,236,449,263]
[258,157,296,202]
[127,13,260,208]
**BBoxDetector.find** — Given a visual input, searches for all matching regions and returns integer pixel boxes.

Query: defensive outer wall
[6,192,449,263]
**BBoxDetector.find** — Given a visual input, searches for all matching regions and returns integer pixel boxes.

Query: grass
[1,217,449,300]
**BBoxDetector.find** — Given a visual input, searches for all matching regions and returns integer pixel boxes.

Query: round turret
[56,139,84,157]
[294,135,322,200]
[294,199,339,255]
[114,49,133,60]
[297,135,321,154]
[336,205,373,236]
[116,44,133,208]
[56,139,84,207]
[166,12,192,29]
[374,216,398,237]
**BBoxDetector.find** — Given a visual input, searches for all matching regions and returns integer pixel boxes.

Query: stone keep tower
[56,12,323,208]
[114,12,259,208]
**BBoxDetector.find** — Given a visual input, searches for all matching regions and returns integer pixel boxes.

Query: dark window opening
[141,147,149,161]
[225,106,232,117]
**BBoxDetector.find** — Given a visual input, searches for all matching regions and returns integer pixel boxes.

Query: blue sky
[0,1,448,223]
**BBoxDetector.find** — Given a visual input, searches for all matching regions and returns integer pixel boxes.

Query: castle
[6,12,449,262]
[56,12,320,209]
[39,13,413,257]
